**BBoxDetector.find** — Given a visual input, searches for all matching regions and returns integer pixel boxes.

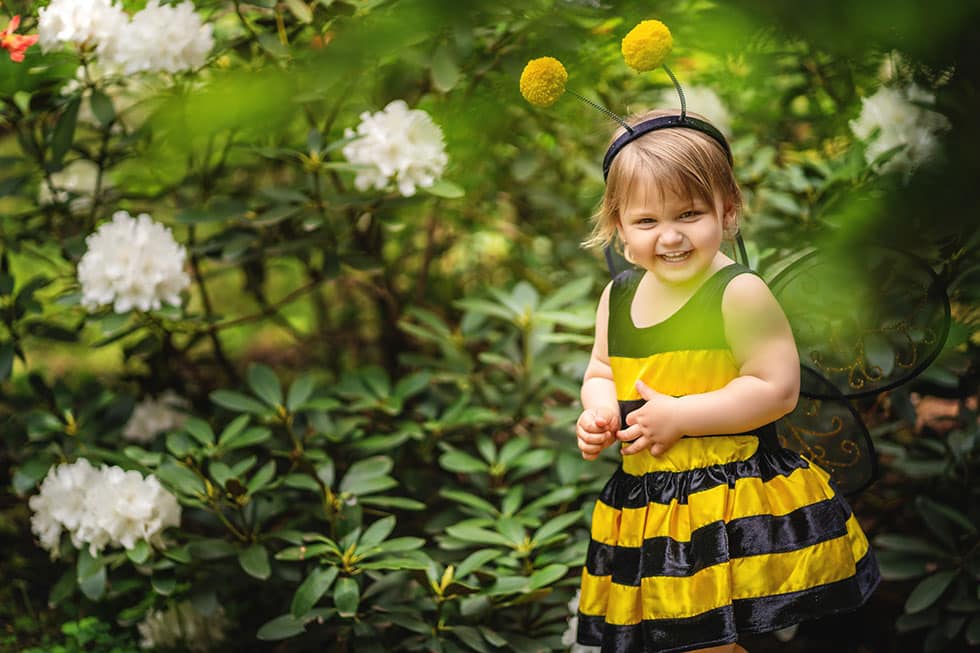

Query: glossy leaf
[248,363,283,407]
[291,566,339,617]
[333,576,359,616]
[906,570,957,614]
[239,543,271,580]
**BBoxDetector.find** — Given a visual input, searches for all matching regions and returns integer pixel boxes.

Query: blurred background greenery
[1,0,978,651]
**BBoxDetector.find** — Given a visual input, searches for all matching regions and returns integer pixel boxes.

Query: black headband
[602,114,733,180]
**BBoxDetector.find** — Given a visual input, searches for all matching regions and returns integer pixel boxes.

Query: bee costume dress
[574,263,880,651]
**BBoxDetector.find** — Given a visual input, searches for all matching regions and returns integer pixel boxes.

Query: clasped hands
[576,380,683,459]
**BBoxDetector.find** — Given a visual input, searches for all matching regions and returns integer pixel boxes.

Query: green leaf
[358,516,396,550]
[497,438,530,468]
[216,414,250,446]
[967,615,980,646]
[156,462,206,497]
[247,460,277,494]
[291,566,339,617]
[187,538,237,560]
[445,525,513,548]
[126,540,151,564]
[50,97,80,167]
[334,577,359,616]
[89,89,115,127]
[906,570,958,613]
[430,43,460,93]
[183,417,215,447]
[496,518,525,546]
[219,426,272,452]
[257,614,307,640]
[123,446,162,467]
[78,565,107,601]
[283,0,313,23]
[248,364,283,407]
[357,557,429,571]
[528,564,567,590]
[533,512,580,544]
[239,543,272,580]
[439,450,488,474]
[440,488,498,515]
[339,456,393,494]
[875,549,931,581]
[874,533,950,558]
[423,179,465,199]
[287,374,316,411]
[358,536,424,557]
[359,496,426,510]
[0,342,14,381]
[917,496,977,535]
[452,625,489,653]
[210,389,271,414]
[455,549,502,579]
[151,574,176,596]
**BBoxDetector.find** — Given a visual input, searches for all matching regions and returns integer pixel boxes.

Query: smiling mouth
[659,251,692,262]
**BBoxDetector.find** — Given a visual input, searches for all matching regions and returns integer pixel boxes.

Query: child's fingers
[617,424,641,441]
[619,436,650,456]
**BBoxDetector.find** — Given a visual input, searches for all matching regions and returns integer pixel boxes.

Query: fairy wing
[766,245,951,495]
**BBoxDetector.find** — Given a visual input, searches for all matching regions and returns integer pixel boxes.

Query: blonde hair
[584,109,742,250]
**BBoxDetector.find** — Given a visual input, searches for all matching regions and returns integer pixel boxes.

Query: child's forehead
[623,179,699,210]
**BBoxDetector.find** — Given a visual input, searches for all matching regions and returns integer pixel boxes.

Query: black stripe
[577,550,880,650]
[587,499,851,584]
[597,447,811,509]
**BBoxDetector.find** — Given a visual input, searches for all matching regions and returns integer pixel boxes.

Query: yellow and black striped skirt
[576,435,879,652]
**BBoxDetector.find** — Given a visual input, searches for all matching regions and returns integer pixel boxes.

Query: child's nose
[661,228,684,244]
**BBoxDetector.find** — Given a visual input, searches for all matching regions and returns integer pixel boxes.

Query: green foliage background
[1,0,979,651]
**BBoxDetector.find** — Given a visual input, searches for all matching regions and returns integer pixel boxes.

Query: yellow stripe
[590,466,836,547]
[610,350,739,399]
[621,436,759,475]
[580,516,870,622]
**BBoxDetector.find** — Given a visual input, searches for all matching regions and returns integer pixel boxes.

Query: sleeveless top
[607,262,780,451]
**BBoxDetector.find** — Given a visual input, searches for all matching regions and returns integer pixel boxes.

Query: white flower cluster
[343,100,448,197]
[123,391,190,444]
[138,601,229,652]
[560,590,600,653]
[849,83,950,177]
[38,159,101,215]
[29,459,181,558]
[77,211,191,314]
[38,0,213,74]
[658,85,733,137]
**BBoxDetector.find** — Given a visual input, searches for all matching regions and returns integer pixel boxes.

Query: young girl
[574,109,880,652]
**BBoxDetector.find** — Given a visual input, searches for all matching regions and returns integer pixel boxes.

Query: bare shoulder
[721,272,782,319]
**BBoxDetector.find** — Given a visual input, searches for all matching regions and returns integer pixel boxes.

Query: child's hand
[576,407,620,460]
[617,380,683,456]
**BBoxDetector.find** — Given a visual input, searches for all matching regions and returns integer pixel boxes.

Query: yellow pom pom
[519,57,568,108]
[621,20,673,72]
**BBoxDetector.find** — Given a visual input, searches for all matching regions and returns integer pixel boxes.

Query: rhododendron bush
[1,1,977,652]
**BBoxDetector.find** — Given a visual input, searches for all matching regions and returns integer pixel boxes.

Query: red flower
[1,15,39,63]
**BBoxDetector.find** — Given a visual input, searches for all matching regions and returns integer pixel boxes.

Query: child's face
[617,181,731,290]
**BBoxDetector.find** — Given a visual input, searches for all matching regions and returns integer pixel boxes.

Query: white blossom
[87,466,181,552]
[110,1,214,74]
[138,601,229,652]
[658,85,733,137]
[37,0,129,61]
[561,590,601,652]
[849,83,950,177]
[123,391,189,443]
[29,459,181,558]
[342,100,448,197]
[77,211,190,314]
[38,159,102,215]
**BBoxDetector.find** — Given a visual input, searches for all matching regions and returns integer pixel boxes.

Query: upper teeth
[662,252,688,260]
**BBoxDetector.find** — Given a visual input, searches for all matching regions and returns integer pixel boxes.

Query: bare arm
[576,282,620,459]
[618,273,800,454]
[673,273,800,434]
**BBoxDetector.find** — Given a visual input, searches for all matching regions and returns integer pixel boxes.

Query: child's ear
[722,203,739,239]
